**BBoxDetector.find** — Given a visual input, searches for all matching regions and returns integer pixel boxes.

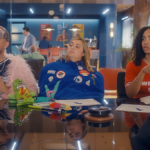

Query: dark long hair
[132,26,150,66]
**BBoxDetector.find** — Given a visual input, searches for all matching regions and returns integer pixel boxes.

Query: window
[11,22,26,55]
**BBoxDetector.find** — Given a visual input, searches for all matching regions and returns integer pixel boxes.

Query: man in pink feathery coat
[0,26,38,101]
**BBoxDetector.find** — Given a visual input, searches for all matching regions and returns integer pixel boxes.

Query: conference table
[0,97,148,150]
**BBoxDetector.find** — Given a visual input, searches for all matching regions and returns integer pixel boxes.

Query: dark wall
[99,17,106,67]
[99,6,117,68]
[115,12,123,68]
[0,9,7,31]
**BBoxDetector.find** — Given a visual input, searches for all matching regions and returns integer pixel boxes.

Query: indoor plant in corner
[115,45,132,69]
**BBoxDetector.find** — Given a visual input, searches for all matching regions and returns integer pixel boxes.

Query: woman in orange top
[125,27,150,132]
[125,26,150,98]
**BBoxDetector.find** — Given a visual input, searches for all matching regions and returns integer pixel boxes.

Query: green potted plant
[115,45,132,69]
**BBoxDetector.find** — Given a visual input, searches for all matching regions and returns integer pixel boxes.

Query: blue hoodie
[38,59,104,101]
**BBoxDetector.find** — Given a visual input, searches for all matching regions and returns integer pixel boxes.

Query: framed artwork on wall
[56,24,68,42]
[72,24,84,39]
[40,24,52,41]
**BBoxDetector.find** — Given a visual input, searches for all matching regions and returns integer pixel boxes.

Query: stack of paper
[140,96,150,104]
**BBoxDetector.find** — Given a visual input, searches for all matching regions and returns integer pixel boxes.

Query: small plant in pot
[115,45,132,69]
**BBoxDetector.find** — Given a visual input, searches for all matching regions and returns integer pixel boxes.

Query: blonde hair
[30,45,37,53]
[68,119,89,140]
[60,37,95,72]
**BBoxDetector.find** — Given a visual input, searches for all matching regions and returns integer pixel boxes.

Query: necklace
[0,57,6,73]
[144,59,150,65]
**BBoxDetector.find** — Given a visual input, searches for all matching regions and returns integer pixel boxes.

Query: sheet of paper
[15,45,22,51]
[116,104,150,113]
[33,99,101,107]
[140,96,150,104]
[56,99,101,106]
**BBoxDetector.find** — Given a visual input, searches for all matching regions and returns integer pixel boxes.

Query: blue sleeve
[38,65,48,97]
[93,68,104,98]
[48,42,50,48]
[41,111,50,118]
[39,41,41,48]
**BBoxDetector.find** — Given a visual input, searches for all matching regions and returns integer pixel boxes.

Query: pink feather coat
[1,53,38,99]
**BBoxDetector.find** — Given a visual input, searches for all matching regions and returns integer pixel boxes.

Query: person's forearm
[26,47,30,53]
[126,71,145,98]
[0,84,9,94]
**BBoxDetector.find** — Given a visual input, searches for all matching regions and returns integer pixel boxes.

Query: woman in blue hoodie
[38,37,104,101]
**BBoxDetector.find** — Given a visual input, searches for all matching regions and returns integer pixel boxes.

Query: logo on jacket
[74,76,83,83]
[78,66,83,70]
[47,70,56,74]
[79,70,90,76]
[86,80,90,86]
[92,74,97,78]
[56,71,66,79]
[91,77,96,85]
[48,76,53,82]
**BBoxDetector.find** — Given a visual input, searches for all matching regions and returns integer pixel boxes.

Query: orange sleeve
[124,112,148,128]
[125,61,136,88]
[124,112,136,128]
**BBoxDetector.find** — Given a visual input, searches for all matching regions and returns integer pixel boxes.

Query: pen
[28,105,60,112]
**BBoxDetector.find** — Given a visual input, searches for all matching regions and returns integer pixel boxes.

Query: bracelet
[135,78,141,84]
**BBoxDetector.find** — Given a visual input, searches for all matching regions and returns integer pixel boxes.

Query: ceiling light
[53,16,59,19]
[69,25,81,32]
[122,16,128,20]
[104,99,108,104]
[30,8,34,14]
[49,10,54,16]
[12,142,16,150]
[103,9,109,14]
[110,31,114,37]
[77,141,82,150]
[110,23,114,29]
[43,25,55,32]
[67,8,71,14]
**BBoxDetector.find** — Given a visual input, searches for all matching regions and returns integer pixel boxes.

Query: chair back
[26,59,44,81]
[90,59,99,71]
[49,48,60,62]
[117,72,128,98]
[99,68,125,90]
[38,49,50,63]
[42,55,47,64]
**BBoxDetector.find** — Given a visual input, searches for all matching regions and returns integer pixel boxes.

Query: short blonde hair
[60,37,95,72]
[30,45,37,53]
